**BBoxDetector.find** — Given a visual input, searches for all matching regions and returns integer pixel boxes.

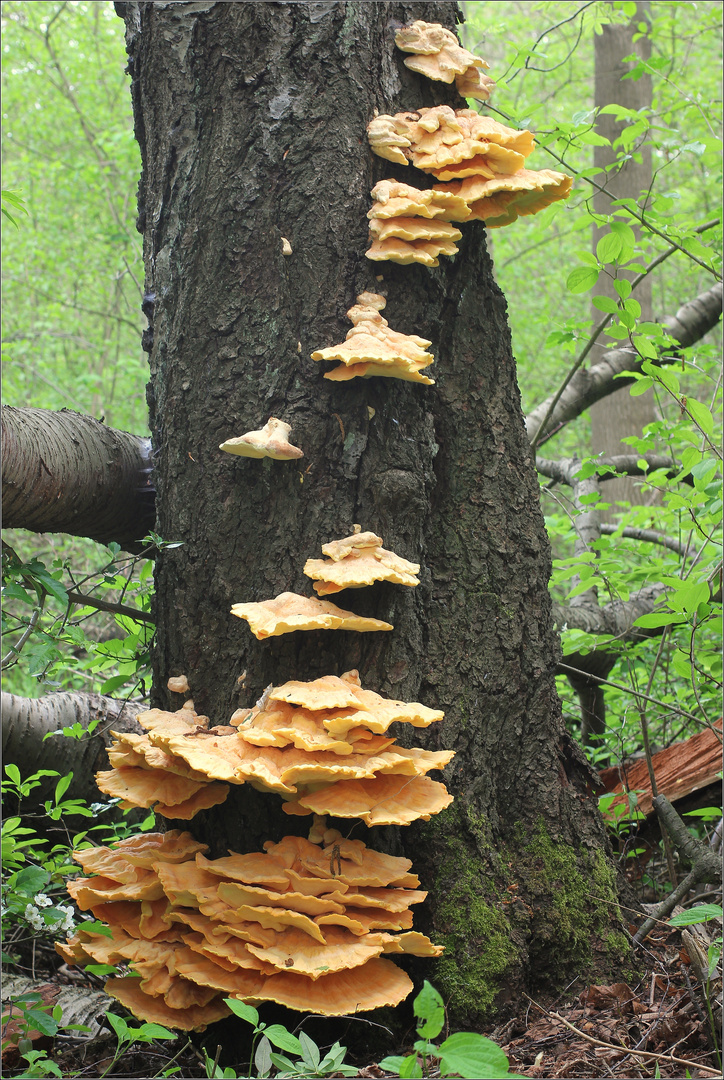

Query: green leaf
[14,865,51,896]
[614,278,632,299]
[592,296,619,314]
[137,1022,176,1040]
[379,1055,408,1073]
[31,569,68,606]
[596,232,623,264]
[669,904,723,927]
[399,1055,424,1079]
[54,773,73,804]
[413,980,445,1039]
[566,267,599,294]
[4,764,22,786]
[263,1025,302,1056]
[298,1030,321,1071]
[633,612,686,628]
[2,583,34,605]
[633,335,658,360]
[224,998,259,1027]
[254,1034,272,1078]
[685,399,714,435]
[438,1032,512,1079]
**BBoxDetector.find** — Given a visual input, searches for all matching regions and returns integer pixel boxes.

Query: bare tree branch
[526,282,722,446]
[536,453,684,485]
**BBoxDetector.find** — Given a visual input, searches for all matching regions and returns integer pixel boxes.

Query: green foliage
[2,1,146,434]
[1,760,154,965]
[202,999,358,1079]
[379,981,525,1079]
[101,1012,176,1079]
[669,903,723,928]
[2,538,154,699]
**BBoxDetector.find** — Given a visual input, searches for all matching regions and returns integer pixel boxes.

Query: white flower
[56,904,76,932]
[33,893,53,907]
[24,904,44,930]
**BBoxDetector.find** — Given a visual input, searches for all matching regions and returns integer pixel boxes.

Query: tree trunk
[1,406,155,549]
[118,0,628,1027]
[589,2,656,509]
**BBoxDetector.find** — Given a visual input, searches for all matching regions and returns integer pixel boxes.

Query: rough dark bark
[118,0,628,1027]
[1,691,144,809]
[1,406,155,549]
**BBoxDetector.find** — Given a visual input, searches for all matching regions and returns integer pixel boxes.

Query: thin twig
[524,997,721,1076]
[1,597,45,668]
[66,590,154,625]
[557,663,702,723]
[529,218,720,449]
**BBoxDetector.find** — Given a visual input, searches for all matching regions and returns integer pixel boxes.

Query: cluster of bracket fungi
[59,22,571,1028]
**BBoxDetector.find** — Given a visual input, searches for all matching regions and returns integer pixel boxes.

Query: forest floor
[2,912,721,1080]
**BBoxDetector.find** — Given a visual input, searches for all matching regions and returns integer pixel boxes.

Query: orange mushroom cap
[230,592,393,639]
[239,957,413,1014]
[219,417,303,460]
[304,526,420,594]
[105,976,230,1031]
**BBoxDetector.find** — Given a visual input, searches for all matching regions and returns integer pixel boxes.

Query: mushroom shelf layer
[58,827,442,1027]
[366,108,571,241]
[311,292,435,383]
[303,526,420,595]
[231,591,393,638]
[394,20,496,102]
[98,670,453,825]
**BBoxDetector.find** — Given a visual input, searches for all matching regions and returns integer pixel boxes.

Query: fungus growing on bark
[434,168,573,227]
[230,592,393,638]
[59,824,442,1024]
[303,525,420,595]
[369,179,470,222]
[219,417,303,460]
[394,20,496,101]
[97,670,451,818]
[167,675,190,694]
[367,108,535,172]
[311,292,435,383]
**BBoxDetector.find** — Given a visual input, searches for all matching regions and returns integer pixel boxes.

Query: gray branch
[526,283,723,445]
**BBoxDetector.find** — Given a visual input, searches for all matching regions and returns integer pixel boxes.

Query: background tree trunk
[589,2,656,509]
[118,0,627,1027]
[1,406,155,549]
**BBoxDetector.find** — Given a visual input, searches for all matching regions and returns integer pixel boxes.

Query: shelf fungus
[58,824,442,1025]
[96,670,452,824]
[367,108,571,233]
[219,417,303,460]
[230,592,394,638]
[311,292,435,384]
[394,20,496,102]
[303,525,420,595]
[435,168,573,228]
[367,107,534,173]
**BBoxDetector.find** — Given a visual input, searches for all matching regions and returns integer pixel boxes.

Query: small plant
[101,1012,176,1078]
[1,992,92,1078]
[669,902,722,1067]
[379,981,525,1080]
[204,999,358,1078]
